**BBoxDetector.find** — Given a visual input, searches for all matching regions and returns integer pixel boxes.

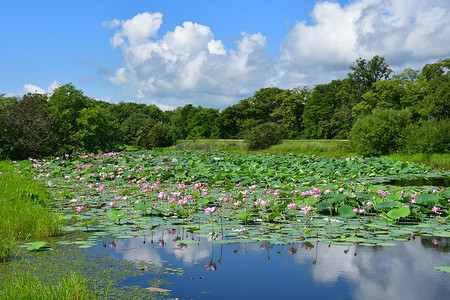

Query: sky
[1,0,449,110]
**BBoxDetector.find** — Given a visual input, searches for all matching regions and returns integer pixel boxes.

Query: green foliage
[136,120,174,149]
[0,270,96,299]
[349,108,412,156]
[0,93,56,159]
[0,161,62,262]
[245,122,284,150]
[402,118,450,155]
[1,57,449,158]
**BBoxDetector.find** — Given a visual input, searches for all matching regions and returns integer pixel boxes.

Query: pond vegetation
[1,150,449,298]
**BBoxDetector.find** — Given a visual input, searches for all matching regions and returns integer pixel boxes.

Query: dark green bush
[401,118,450,154]
[245,122,284,150]
[349,108,412,156]
[138,121,174,149]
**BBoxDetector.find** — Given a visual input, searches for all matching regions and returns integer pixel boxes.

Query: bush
[349,108,412,156]
[401,118,450,155]
[138,121,174,149]
[245,122,284,150]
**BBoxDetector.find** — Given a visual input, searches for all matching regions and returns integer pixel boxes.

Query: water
[385,176,450,187]
[94,231,450,300]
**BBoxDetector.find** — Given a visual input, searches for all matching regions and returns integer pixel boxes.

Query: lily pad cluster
[21,150,450,247]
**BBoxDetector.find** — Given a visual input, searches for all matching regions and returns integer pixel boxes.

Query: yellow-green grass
[176,139,247,152]
[0,161,63,262]
[385,153,450,170]
[0,269,97,300]
[175,139,450,169]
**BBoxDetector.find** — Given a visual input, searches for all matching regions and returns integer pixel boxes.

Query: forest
[0,55,449,159]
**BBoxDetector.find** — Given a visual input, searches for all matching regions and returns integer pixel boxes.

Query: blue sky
[1,0,449,110]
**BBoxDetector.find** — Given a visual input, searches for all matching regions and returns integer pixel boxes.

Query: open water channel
[84,230,450,300]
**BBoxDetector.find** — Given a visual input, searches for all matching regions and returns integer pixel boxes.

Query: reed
[0,160,63,262]
[0,270,96,300]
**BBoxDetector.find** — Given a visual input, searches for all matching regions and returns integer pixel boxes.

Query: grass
[175,139,450,169]
[0,270,97,300]
[176,139,247,152]
[385,153,450,170]
[0,160,63,262]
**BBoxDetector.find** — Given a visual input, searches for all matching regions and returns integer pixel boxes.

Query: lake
[92,230,450,300]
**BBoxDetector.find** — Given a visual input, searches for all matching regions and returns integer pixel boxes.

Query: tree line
[0,56,448,159]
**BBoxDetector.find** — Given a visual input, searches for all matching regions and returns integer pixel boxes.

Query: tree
[48,84,95,153]
[348,55,393,95]
[73,105,119,153]
[302,80,347,139]
[245,122,284,150]
[271,87,309,138]
[0,93,56,159]
[418,58,450,119]
[349,108,412,156]
[186,108,220,139]
[135,119,173,149]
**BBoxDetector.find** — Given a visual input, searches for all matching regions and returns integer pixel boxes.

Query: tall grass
[0,161,63,262]
[177,139,353,156]
[175,139,450,169]
[176,139,247,152]
[266,139,353,156]
[386,153,450,170]
[0,270,97,300]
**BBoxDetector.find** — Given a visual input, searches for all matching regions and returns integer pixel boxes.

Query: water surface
[95,231,450,300]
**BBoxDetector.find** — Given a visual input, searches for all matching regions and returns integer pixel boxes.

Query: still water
[93,231,450,300]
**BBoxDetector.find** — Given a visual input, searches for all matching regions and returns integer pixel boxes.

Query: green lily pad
[434,266,450,273]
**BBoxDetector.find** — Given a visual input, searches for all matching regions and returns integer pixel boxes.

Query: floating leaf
[109,209,125,220]
[303,228,314,235]
[416,194,438,205]
[433,266,450,273]
[387,207,410,219]
[338,205,356,219]
[27,241,47,251]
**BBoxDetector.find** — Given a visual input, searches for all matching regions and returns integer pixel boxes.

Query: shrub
[138,121,174,149]
[349,108,412,156]
[245,122,284,150]
[401,118,450,155]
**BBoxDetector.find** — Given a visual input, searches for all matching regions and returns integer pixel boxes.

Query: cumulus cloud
[279,0,450,87]
[105,1,450,108]
[22,84,46,94]
[21,80,61,95]
[105,12,275,108]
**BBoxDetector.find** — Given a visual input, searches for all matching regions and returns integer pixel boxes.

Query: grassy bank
[0,270,96,300]
[176,139,450,169]
[0,160,63,262]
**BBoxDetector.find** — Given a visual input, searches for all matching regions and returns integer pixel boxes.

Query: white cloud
[22,83,45,94]
[21,80,61,95]
[106,12,275,109]
[278,0,450,87]
[105,2,450,109]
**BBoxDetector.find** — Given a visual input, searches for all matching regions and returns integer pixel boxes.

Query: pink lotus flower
[353,208,359,213]
[204,262,217,271]
[287,203,298,210]
[204,207,218,214]
[301,205,312,214]
[109,201,117,207]
[431,206,441,213]
[76,205,85,212]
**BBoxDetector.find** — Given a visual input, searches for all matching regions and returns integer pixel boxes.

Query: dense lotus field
[21,150,450,248]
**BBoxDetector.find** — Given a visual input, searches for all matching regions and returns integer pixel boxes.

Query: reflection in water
[101,229,450,300]
[385,176,450,187]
